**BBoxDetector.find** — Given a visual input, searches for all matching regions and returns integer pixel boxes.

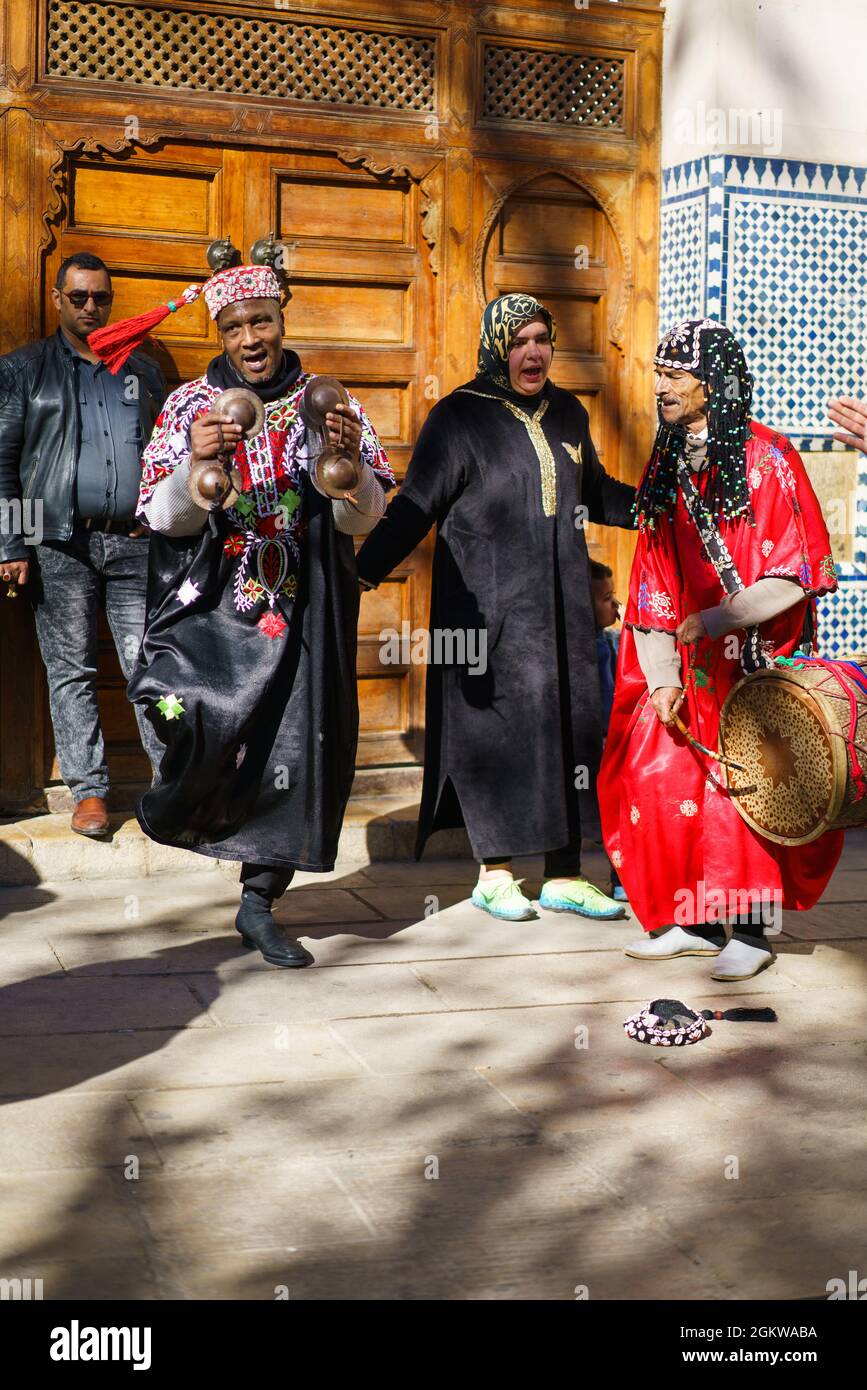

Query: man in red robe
[599,319,842,981]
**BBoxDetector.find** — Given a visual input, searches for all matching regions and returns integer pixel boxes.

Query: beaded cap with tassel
[635,318,755,533]
[89,238,285,375]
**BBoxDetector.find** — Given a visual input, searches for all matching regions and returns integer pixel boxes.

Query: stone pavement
[1,838,866,1301]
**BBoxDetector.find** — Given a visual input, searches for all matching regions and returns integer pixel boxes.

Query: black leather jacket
[0,330,167,563]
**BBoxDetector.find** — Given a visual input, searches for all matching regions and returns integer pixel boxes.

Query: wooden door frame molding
[35,122,447,280]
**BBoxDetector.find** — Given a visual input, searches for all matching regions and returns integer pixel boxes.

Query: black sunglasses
[60,290,114,308]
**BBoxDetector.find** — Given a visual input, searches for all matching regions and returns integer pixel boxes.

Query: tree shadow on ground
[2,836,867,1300]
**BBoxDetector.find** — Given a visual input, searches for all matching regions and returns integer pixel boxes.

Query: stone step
[40,764,424,815]
[0,799,471,885]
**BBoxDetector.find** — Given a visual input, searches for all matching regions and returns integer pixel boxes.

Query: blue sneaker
[471,877,538,921]
[612,884,629,903]
[539,877,626,920]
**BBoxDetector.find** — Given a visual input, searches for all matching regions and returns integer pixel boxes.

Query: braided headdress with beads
[635,319,755,531]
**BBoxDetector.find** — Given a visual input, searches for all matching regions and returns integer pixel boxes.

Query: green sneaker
[539,877,626,920]
[471,877,538,921]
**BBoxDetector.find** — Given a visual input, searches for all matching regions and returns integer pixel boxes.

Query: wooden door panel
[287,279,412,345]
[279,177,411,246]
[72,165,218,236]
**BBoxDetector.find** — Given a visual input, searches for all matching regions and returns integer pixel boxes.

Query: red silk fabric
[599,422,843,932]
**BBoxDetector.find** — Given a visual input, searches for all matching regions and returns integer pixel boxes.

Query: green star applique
[279,488,301,518]
[157,693,185,721]
[233,494,255,518]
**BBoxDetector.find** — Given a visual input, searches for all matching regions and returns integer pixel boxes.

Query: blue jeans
[32,526,163,803]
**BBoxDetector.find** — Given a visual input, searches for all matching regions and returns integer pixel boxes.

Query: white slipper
[710,937,774,981]
[624,926,722,960]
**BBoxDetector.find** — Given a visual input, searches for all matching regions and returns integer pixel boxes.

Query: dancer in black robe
[93,259,393,967]
[357,293,635,922]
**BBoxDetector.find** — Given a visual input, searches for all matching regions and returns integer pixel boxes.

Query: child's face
[592,577,620,629]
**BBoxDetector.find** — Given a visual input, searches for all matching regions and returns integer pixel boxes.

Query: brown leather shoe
[70,796,110,838]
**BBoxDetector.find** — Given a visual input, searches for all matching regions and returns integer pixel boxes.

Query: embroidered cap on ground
[624,997,777,1046]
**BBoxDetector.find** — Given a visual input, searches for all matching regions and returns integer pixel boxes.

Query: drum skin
[719,662,867,845]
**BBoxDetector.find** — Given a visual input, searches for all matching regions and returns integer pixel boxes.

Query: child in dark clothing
[590,561,627,902]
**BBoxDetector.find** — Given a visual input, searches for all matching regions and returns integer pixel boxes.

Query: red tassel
[89,303,175,374]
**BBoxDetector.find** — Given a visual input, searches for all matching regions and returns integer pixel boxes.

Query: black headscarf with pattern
[636,318,755,529]
[477,293,557,392]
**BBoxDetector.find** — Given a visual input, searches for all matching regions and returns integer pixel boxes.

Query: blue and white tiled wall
[660,156,867,657]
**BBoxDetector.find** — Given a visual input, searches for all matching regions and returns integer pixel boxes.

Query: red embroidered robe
[599,421,843,931]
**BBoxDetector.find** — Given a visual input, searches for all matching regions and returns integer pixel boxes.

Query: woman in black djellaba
[357,293,636,921]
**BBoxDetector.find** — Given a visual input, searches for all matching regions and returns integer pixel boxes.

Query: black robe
[129,480,360,871]
[356,376,636,860]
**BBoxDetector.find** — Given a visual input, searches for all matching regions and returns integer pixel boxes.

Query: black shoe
[234,890,313,969]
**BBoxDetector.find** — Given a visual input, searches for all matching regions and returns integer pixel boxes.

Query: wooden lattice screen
[482,43,625,129]
[44,0,437,110]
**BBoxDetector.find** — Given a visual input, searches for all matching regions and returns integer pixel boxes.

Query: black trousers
[240,862,295,900]
[692,908,773,948]
[484,839,582,879]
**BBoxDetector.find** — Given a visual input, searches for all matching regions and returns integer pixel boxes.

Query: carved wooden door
[42,138,438,794]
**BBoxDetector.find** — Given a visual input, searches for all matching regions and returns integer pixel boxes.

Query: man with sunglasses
[0,251,167,834]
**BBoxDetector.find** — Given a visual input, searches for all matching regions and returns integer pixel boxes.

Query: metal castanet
[188,387,265,510]
[719,657,867,845]
[300,375,361,500]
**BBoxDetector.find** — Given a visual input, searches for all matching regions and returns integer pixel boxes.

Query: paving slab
[205,960,451,1025]
[410,1194,722,1301]
[296,904,636,967]
[0,1170,149,1263]
[2,833,865,1301]
[0,1094,162,1172]
[133,1074,538,1168]
[804,871,867,905]
[780,903,867,939]
[656,1191,867,1301]
[346,884,476,920]
[569,1117,867,1209]
[161,1241,463,1301]
[408,948,799,1011]
[271,889,382,926]
[132,1158,377,1254]
[0,938,64,985]
[0,974,212,1037]
[348,860,477,887]
[329,1001,663,1075]
[478,1059,727,1137]
[773,939,867,988]
[655,1039,867,1122]
[46,926,248,975]
[1,1256,167,1301]
[0,1022,366,1100]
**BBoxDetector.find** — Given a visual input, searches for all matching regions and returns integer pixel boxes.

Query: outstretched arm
[581,429,636,529]
[356,401,464,588]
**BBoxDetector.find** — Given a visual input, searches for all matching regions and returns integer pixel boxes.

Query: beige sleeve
[141,458,209,537]
[701,577,803,640]
[633,628,683,694]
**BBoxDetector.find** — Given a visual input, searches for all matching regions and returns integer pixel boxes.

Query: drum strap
[677,458,771,675]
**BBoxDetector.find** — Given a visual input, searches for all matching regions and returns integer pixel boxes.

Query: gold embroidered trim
[562,442,582,467]
[456,389,557,516]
